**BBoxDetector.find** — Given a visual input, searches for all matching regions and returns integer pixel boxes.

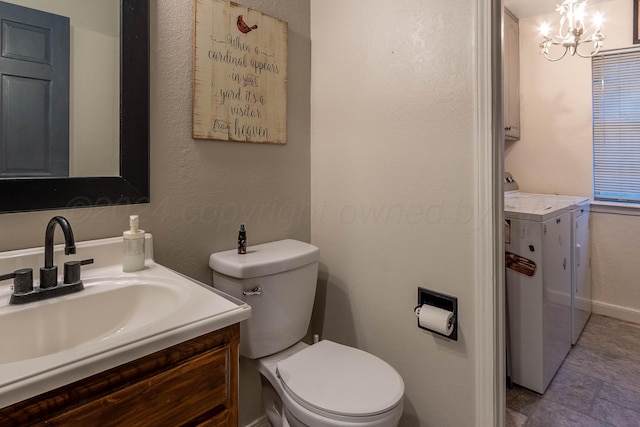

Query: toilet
[209,239,404,427]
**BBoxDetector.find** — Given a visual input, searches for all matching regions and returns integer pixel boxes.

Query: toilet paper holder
[415,287,458,341]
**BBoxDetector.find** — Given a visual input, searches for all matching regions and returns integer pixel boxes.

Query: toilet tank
[209,239,320,359]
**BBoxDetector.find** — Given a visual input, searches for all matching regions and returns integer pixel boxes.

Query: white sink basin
[0,235,251,409]
[0,278,183,364]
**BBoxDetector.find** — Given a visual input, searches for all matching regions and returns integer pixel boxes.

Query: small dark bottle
[238,224,247,254]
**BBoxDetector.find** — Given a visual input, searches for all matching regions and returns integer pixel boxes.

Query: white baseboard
[244,415,270,427]
[592,300,640,325]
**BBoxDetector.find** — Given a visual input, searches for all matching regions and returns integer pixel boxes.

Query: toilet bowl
[209,239,405,427]
[258,341,404,427]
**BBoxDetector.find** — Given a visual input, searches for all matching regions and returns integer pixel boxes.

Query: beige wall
[0,0,311,277]
[505,0,640,322]
[311,1,480,425]
[504,0,631,197]
[0,1,311,424]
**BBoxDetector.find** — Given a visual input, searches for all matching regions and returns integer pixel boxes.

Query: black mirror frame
[0,0,150,213]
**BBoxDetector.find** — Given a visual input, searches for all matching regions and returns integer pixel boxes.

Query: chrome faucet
[0,216,93,304]
[40,216,77,288]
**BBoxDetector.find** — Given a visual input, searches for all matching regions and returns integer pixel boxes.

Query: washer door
[276,340,404,418]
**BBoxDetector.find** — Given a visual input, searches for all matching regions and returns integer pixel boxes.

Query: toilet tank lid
[209,239,319,279]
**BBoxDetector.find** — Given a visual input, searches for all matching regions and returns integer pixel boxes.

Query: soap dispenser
[123,215,145,272]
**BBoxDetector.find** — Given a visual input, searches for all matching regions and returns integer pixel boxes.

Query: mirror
[0,0,149,212]
[0,0,120,179]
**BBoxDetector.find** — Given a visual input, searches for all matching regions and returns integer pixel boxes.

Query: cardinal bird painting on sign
[237,15,257,33]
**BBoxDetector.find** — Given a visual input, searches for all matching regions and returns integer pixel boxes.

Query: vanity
[0,235,251,426]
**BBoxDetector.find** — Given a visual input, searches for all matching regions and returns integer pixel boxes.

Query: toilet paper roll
[417,305,454,336]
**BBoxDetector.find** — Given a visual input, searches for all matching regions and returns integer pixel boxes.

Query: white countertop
[0,235,251,408]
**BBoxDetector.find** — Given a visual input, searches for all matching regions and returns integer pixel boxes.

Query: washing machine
[505,173,591,345]
[504,173,590,393]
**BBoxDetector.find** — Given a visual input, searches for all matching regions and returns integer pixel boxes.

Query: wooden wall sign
[193,0,287,144]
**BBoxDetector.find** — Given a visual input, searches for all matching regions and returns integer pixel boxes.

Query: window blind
[593,47,640,203]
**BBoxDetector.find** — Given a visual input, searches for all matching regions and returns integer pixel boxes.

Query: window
[592,47,640,203]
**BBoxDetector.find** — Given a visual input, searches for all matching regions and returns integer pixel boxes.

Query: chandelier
[539,0,606,61]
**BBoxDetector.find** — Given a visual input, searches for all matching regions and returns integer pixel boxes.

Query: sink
[0,279,184,363]
[0,235,251,409]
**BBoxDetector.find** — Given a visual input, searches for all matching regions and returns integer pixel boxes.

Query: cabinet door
[46,346,232,426]
[504,9,520,140]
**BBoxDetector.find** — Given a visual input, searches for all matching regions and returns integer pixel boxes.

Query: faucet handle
[63,259,94,285]
[0,268,34,294]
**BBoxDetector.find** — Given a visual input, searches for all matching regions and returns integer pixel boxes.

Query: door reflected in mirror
[0,0,120,179]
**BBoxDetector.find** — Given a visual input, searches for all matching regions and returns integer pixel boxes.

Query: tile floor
[506,314,640,427]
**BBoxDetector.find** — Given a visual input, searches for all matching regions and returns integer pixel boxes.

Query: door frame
[474,0,505,425]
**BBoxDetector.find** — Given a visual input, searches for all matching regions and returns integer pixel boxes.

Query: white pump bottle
[123,215,145,272]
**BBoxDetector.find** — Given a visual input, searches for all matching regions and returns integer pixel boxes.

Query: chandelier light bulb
[573,2,586,29]
[540,21,551,38]
[593,12,603,31]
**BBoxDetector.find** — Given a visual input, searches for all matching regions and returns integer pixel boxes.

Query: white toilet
[210,239,404,427]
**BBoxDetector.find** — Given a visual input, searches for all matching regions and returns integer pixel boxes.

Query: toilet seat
[276,340,404,421]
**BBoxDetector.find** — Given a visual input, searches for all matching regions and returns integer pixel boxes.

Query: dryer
[569,202,591,345]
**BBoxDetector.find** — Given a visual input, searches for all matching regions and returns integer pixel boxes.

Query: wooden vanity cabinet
[0,324,240,427]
